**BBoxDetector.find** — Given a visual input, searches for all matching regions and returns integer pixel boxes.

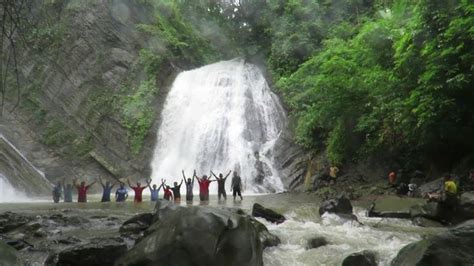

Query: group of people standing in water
[52,170,244,204]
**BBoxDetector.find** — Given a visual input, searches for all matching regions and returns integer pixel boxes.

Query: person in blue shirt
[52,181,62,203]
[115,183,128,202]
[147,179,163,202]
[99,177,116,202]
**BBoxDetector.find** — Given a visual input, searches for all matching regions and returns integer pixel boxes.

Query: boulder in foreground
[116,200,265,266]
[0,240,23,266]
[342,250,377,266]
[391,219,474,266]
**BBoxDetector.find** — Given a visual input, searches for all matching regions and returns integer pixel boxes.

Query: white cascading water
[151,59,286,193]
[0,173,29,202]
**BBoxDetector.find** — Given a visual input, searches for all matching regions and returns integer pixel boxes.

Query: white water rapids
[151,59,286,192]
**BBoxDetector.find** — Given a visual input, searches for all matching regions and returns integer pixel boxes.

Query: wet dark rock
[117,200,264,266]
[412,217,444,227]
[251,219,281,248]
[319,195,353,216]
[33,229,48,238]
[391,220,474,266]
[57,236,82,245]
[342,250,377,266]
[46,237,126,266]
[0,240,23,265]
[3,239,33,250]
[409,192,474,225]
[119,213,154,235]
[409,202,438,220]
[368,203,411,219]
[306,237,328,249]
[67,216,90,225]
[0,212,32,233]
[252,203,286,224]
[416,178,443,197]
[458,192,474,222]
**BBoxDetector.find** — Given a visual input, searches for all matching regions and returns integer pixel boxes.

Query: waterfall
[0,174,29,202]
[151,59,287,193]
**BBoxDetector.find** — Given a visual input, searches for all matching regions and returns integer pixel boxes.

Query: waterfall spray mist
[150,59,286,193]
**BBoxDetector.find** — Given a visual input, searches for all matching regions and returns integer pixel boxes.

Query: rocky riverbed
[1,193,471,266]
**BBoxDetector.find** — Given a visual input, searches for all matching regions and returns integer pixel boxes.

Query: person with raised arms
[73,178,97,203]
[147,179,163,202]
[127,178,150,203]
[171,179,183,202]
[211,170,231,201]
[162,179,173,201]
[62,178,73,203]
[182,170,195,202]
[99,177,116,202]
[195,170,215,202]
[115,183,128,202]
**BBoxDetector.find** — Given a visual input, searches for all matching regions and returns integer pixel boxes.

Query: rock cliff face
[0,135,51,195]
[0,0,308,193]
[1,0,176,188]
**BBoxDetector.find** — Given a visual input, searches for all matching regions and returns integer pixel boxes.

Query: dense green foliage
[275,0,473,168]
[163,0,473,169]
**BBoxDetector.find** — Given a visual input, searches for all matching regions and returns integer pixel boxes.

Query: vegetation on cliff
[165,0,473,171]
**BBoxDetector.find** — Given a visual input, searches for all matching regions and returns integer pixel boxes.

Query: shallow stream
[0,193,443,266]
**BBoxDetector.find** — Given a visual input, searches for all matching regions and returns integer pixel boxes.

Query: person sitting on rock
[127,178,150,203]
[115,183,128,202]
[231,171,243,201]
[211,170,231,201]
[99,177,116,202]
[73,179,97,203]
[329,166,339,179]
[162,180,173,201]
[52,181,62,203]
[182,170,195,202]
[171,180,183,202]
[147,179,163,202]
[62,179,73,203]
[195,171,215,201]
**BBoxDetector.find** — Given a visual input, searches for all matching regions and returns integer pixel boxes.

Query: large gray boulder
[416,178,443,197]
[0,240,23,266]
[46,237,127,266]
[391,220,474,266]
[116,201,265,266]
[319,195,353,216]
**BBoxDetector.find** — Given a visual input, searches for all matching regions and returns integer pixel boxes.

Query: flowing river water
[0,193,442,265]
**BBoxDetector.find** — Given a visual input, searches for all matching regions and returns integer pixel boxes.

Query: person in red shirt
[73,179,97,203]
[388,171,397,186]
[127,179,150,203]
[194,170,215,201]
[162,179,174,201]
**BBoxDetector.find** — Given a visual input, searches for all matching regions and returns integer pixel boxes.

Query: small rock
[46,237,126,265]
[57,236,82,245]
[342,250,377,266]
[0,212,32,233]
[306,237,328,249]
[252,203,286,224]
[412,217,444,227]
[119,213,154,235]
[33,229,48,238]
